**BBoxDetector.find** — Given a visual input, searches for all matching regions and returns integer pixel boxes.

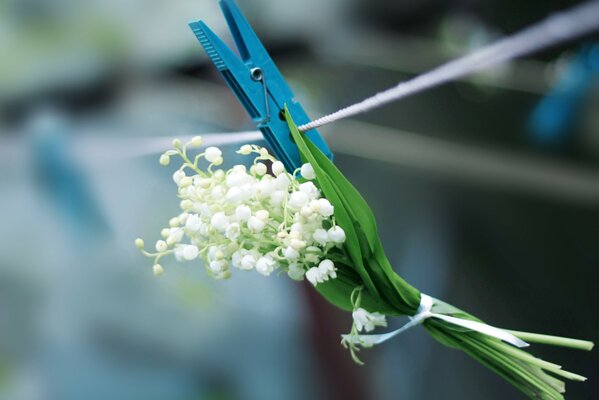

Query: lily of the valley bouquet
[137,109,593,399]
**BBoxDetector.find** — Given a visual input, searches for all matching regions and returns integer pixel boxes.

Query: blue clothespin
[188,0,332,172]
[528,43,599,145]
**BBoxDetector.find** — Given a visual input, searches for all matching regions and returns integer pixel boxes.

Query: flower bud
[178,213,189,224]
[172,138,182,148]
[299,182,319,198]
[309,199,320,212]
[255,210,269,221]
[318,198,334,217]
[209,260,227,273]
[182,245,199,261]
[259,147,269,157]
[159,154,170,166]
[289,191,309,209]
[283,246,299,260]
[272,161,285,176]
[247,216,266,233]
[287,263,305,281]
[235,205,252,221]
[179,177,193,187]
[254,162,267,176]
[290,239,306,250]
[155,240,167,252]
[169,217,180,227]
[153,264,164,276]
[312,229,329,245]
[166,229,184,245]
[238,144,252,155]
[240,254,257,270]
[300,163,316,180]
[211,186,225,200]
[205,147,222,163]
[185,214,202,232]
[225,223,241,240]
[189,136,202,147]
[173,170,185,185]
[226,187,243,203]
[274,174,291,190]
[213,157,223,166]
[180,199,193,210]
[213,170,225,180]
[327,226,346,243]
[270,190,286,206]
[300,206,312,218]
[256,255,276,276]
[135,238,144,249]
[196,178,212,188]
[210,212,229,232]
[161,228,170,238]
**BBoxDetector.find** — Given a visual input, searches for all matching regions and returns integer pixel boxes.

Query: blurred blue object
[28,108,109,239]
[529,43,599,145]
[188,0,332,172]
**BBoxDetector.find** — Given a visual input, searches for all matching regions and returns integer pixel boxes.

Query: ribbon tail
[431,313,529,348]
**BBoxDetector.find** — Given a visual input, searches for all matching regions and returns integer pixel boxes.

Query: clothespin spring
[251,67,270,124]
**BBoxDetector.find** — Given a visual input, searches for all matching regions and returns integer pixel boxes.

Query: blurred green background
[0,0,597,399]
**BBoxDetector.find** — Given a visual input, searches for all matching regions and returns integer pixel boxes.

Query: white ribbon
[342,294,529,348]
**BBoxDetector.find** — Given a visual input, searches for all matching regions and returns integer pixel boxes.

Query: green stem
[507,330,594,351]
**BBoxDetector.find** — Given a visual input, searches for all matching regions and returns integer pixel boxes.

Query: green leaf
[285,107,420,313]
[285,108,380,299]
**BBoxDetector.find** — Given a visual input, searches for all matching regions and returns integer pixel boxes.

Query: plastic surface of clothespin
[189,0,332,171]
[529,43,599,145]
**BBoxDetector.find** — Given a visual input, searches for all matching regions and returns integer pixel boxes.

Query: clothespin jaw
[188,0,332,172]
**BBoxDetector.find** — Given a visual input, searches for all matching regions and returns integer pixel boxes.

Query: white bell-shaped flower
[182,244,199,261]
[299,182,319,199]
[210,212,230,232]
[247,216,266,233]
[270,190,286,206]
[312,228,329,245]
[318,259,337,280]
[205,147,222,163]
[235,205,252,221]
[185,214,202,232]
[287,263,305,281]
[306,267,324,286]
[352,308,387,332]
[289,191,309,209]
[271,161,285,176]
[318,199,334,217]
[328,226,346,243]
[283,246,300,260]
[209,259,228,273]
[173,170,186,185]
[274,174,291,190]
[300,163,316,180]
[225,222,241,240]
[240,251,259,270]
[256,255,277,276]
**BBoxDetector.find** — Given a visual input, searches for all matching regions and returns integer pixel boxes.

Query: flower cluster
[136,137,347,284]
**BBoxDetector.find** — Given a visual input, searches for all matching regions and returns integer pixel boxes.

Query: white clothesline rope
[297,1,599,132]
